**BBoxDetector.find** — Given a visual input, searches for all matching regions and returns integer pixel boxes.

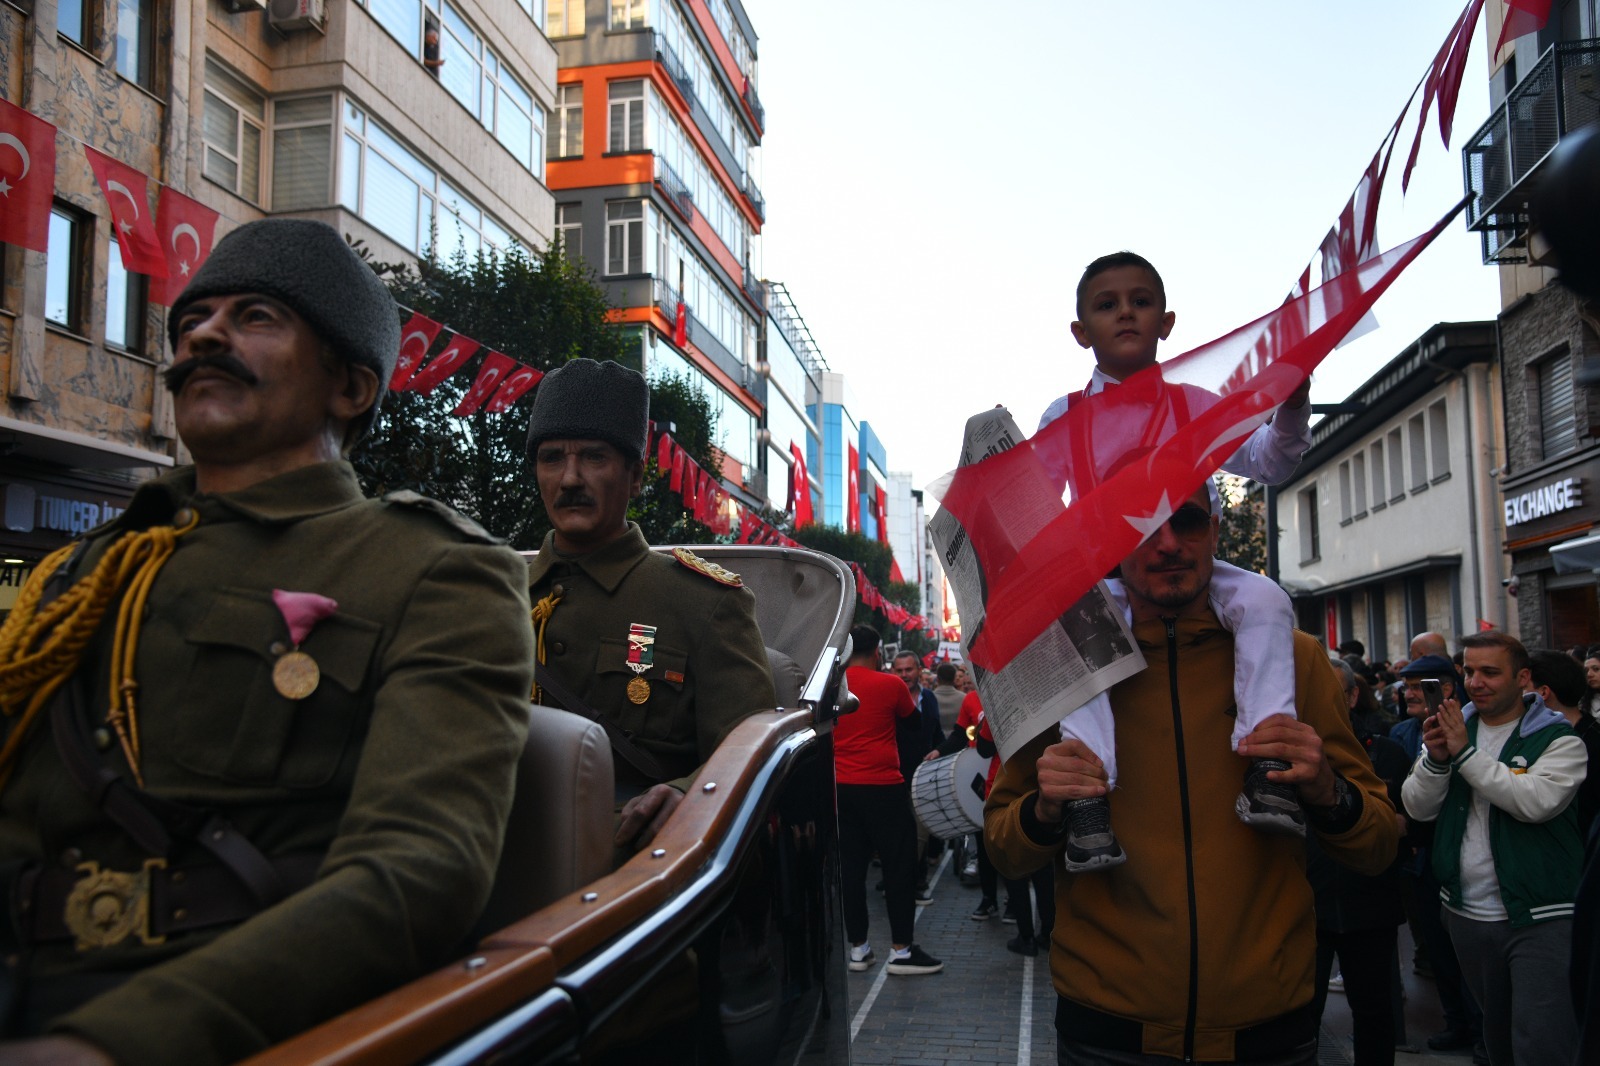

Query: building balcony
[742,77,764,131]
[653,275,683,314]
[1463,39,1600,264]
[743,173,765,222]
[743,265,764,307]
[655,34,694,101]
[654,157,695,220]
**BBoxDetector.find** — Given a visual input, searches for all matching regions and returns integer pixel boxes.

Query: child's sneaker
[1236,758,1306,836]
[847,942,874,972]
[1062,796,1127,872]
[886,945,943,975]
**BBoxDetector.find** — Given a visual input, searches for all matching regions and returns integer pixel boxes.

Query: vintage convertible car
[247,545,857,1065]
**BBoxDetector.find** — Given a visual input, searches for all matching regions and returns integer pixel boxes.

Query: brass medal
[273,650,321,700]
[627,676,651,704]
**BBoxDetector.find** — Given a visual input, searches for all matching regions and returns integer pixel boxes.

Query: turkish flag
[391,312,445,390]
[789,441,813,526]
[452,350,516,415]
[1403,0,1484,192]
[1496,0,1550,55]
[0,99,56,253]
[891,558,905,583]
[681,460,699,509]
[84,146,165,276]
[674,302,688,347]
[149,187,219,306]
[407,334,479,396]
[670,446,688,493]
[939,203,1464,672]
[875,485,890,544]
[847,443,860,532]
[484,363,543,414]
[656,431,674,472]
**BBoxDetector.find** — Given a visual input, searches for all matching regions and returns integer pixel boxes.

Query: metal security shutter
[1540,352,1579,460]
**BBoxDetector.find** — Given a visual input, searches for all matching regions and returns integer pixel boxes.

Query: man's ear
[629,457,646,497]
[333,364,381,425]
[1159,310,1176,340]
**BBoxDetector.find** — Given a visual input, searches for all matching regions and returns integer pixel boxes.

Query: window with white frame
[341,101,513,258]
[607,200,648,275]
[1352,452,1367,516]
[609,0,646,30]
[272,94,334,211]
[1338,461,1352,523]
[546,0,581,36]
[1386,428,1404,502]
[1408,413,1427,491]
[554,84,582,158]
[1428,400,1451,479]
[556,203,581,256]
[202,59,265,203]
[609,80,646,153]
[1370,440,1386,507]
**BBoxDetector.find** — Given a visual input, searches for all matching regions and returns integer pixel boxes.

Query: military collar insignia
[672,547,742,587]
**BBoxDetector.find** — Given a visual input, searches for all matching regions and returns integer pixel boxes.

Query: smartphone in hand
[1420,679,1445,713]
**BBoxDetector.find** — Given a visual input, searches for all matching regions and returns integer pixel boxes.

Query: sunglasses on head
[1166,502,1213,538]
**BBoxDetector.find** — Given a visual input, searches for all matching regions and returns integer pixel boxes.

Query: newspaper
[927,407,1146,764]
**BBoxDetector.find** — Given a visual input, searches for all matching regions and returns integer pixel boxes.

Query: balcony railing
[654,157,694,220]
[655,34,694,99]
[742,265,764,307]
[743,173,764,222]
[742,77,764,130]
[1463,39,1600,263]
[653,276,683,314]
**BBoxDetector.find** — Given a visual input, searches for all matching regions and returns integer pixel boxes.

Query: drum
[910,747,987,839]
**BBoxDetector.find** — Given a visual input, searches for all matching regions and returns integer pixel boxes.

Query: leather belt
[15,852,322,951]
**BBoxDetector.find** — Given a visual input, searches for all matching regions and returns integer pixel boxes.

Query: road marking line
[1018,952,1034,1065]
[848,849,951,1041]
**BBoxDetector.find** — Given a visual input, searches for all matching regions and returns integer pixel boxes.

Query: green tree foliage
[1215,474,1268,575]
[350,241,720,549]
[790,525,928,651]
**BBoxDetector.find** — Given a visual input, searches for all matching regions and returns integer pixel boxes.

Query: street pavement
[844,850,1487,1066]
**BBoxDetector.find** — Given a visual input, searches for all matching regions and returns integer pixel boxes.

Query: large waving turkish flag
[84,146,165,276]
[0,99,56,253]
[149,187,219,306]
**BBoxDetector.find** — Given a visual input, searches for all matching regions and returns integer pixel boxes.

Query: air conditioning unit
[221,0,268,12]
[268,0,324,32]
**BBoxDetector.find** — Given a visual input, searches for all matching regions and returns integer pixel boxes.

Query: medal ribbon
[272,590,339,645]
[627,623,656,676]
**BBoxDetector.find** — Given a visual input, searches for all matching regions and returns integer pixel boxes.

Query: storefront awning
[1550,532,1600,574]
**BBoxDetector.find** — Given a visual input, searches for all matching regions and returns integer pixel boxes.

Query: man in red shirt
[837,626,943,976]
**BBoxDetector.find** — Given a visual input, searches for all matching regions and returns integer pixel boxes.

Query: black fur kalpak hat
[524,358,649,461]
[166,218,400,441]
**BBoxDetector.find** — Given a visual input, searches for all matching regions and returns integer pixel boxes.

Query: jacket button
[552,642,565,655]
[91,729,113,752]
[60,848,83,868]
[173,507,196,527]
[552,583,566,598]
[270,641,288,656]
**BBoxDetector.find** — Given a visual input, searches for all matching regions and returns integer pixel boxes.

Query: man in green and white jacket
[1401,631,1586,1066]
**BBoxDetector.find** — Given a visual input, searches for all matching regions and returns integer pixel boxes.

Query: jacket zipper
[1166,616,1199,1062]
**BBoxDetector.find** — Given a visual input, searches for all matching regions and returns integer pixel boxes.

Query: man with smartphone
[1400,632,1586,1066]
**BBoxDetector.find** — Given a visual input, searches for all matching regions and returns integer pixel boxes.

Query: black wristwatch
[1303,773,1362,834]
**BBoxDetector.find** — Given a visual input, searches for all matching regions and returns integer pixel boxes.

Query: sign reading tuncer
[1504,477,1584,527]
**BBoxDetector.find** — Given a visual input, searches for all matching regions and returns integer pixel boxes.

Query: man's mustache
[163,353,259,394]
[553,492,596,509]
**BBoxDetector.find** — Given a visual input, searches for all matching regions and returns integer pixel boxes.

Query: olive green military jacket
[0,462,534,1064]
[527,524,775,796]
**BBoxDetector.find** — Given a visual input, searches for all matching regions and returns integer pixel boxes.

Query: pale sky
[741,0,1504,495]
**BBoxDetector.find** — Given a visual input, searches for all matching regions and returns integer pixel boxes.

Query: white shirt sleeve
[1401,752,1452,821]
[1220,401,1312,486]
[1456,733,1588,823]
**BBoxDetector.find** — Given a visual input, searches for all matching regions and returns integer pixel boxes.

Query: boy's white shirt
[1044,370,1307,785]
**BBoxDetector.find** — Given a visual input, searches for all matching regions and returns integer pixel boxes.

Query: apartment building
[0,0,558,607]
[1462,0,1600,645]
[1270,322,1506,658]
[544,0,764,501]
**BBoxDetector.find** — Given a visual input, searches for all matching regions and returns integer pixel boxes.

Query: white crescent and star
[170,222,199,257]
[105,179,140,220]
[1123,491,1179,540]
[0,133,30,197]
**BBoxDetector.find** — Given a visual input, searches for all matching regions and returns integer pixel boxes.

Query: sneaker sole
[914,898,934,907]
[886,962,944,975]
[847,958,872,972]
[1063,849,1127,873]
[1234,793,1307,837]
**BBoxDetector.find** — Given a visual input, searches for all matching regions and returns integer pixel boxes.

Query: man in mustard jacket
[985,481,1397,1064]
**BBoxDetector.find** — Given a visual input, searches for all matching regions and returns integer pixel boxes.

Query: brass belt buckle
[63,858,167,951]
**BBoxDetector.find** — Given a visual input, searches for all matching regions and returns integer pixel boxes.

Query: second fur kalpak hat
[525,358,649,460]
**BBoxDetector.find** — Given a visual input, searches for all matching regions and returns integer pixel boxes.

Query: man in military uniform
[0,219,535,1065]
[523,358,775,857]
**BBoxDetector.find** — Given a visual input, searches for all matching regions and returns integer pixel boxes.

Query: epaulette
[672,547,742,587]
[382,490,502,544]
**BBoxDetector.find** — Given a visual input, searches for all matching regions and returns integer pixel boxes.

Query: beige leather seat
[476,704,615,934]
